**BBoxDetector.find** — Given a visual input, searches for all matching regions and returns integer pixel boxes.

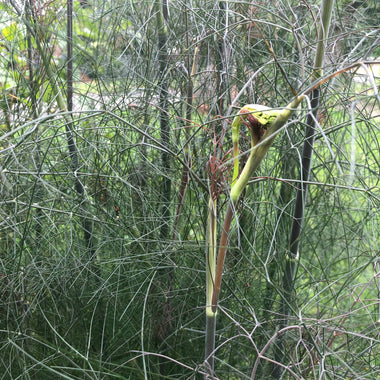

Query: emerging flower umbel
[231,105,281,193]
[240,105,279,142]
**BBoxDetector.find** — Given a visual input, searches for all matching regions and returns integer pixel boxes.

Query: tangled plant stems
[204,2,354,374]
[204,95,311,376]
[203,56,371,371]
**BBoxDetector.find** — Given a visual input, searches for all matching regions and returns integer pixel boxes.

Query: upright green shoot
[205,198,217,375]
[281,0,335,319]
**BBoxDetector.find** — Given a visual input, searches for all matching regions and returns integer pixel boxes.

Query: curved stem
[211,98,303,310]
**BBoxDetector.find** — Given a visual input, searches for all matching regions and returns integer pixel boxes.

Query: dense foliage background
[0,0,379,378]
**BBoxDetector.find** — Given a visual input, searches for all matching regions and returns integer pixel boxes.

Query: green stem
[172,4,194,240]
[212,97,303,311]
[231,115,241,184]
[215,1,228,114]
[282,0,335,323]
[153,1,173,375]
[275,1,335,376]
[205,198,217,375]
[156,1,171,244]
[211,202,234,312]
[314,0,335,77]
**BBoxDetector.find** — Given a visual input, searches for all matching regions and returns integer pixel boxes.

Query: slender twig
[172,4,197,240]
[67,0,73,113]
[215,1,228,115]
[154,1,173,375]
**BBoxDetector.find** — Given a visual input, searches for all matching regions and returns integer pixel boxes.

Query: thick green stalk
[231,115,241,184]
[211,98,302,311]
[275,1,335,377]
[205,198,217,375]
[314,0,335,75]
[282,0,335,322]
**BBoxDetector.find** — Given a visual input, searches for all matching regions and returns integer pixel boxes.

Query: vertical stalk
[65,0,81,195]
[275,0,334,376]
[26,0,42,251]
[67,0,73,113]
[282,0,334,321]
[205,198,217,376]
[215,1,228,115]
[20,1,38,373]
[65,0,95,258]
[153,1,173,374]
[157,0,171,243]
[281,88,319,309]
[66,1,104,356]
[172,3,195,240]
